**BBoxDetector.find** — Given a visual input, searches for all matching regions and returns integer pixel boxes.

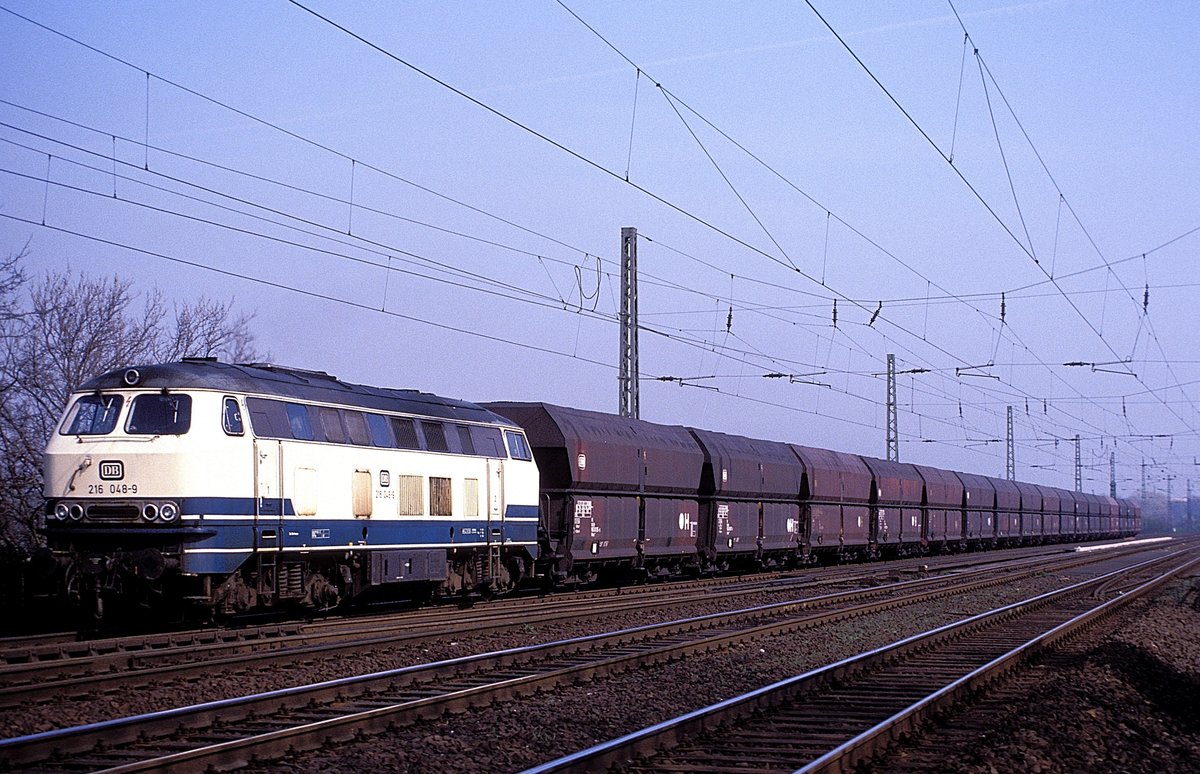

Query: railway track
[0,542,1175,772]
[0,541,1078,665]
[0,542,1123,707]
[524,546,1200,774]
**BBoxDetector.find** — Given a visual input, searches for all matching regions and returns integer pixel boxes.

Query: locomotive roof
[79,359,515,426]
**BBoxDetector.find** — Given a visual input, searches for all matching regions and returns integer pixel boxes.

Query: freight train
[39,359,1140,618]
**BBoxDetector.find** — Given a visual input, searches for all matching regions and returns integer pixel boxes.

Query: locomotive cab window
[61,394,124,435]
[222,397,244,435]
[505,430,532,461]
[126,394,192,435]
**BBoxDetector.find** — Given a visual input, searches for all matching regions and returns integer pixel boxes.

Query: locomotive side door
[254,439,284,551]
[485,458,505,580]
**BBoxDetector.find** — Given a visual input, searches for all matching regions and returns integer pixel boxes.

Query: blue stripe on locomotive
[178,500,539,575]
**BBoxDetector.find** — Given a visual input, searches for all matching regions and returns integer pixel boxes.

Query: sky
[1,1,1198,500]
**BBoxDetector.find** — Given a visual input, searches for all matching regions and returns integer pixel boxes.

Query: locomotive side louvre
[687,428,804,571]
[484,402,706,581]
[43,361,539,615]
[953,471,997,548]
[857,456,924,558]
[790,446,873,561]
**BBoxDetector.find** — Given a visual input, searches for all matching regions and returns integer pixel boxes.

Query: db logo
[99,460,124,480]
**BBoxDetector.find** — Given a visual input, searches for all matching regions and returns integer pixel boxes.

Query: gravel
[246,577,1078,773]
[881,572,1200,773]
[3,550,1186,774]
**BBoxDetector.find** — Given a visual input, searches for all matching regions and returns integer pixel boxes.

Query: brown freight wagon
[791,445,873,562]
[485,402,704,582]
[916,464,966,552]
[955,471,997,549]
[689,428,804,571]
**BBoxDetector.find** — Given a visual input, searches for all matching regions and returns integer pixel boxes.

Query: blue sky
[2,1,1198,498]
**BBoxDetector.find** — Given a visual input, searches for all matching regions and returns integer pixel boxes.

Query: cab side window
[223,397,244,436]
[505,430,532,461]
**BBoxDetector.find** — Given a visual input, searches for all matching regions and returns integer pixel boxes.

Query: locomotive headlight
[68,504,85,521]
[142,503,159,521]
[159,502,179,522]
[53,502,70,521]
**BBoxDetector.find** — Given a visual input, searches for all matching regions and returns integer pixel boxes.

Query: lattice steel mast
[1005,406,1015,481]
[618,227,640,419]
[886,354,898,462]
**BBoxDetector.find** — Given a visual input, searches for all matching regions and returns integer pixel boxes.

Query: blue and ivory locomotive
[42,359,540,615]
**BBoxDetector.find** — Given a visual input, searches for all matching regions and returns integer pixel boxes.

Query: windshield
[61,394,124,435]
[126,394,192,435]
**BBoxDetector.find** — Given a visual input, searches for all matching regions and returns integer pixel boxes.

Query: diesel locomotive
[41,359,540,617]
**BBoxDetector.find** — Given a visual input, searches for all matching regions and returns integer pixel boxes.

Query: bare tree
[0,255,261,549]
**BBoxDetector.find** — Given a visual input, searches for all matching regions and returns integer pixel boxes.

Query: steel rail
[0,539,1138,669]
[0,561,864,667]
[0,569,924,706]
[799,553,1200,773]
[0,545,1130,771]
[0,539,1136,666]
[520,547,1197,774]
[0,543,1124,708]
